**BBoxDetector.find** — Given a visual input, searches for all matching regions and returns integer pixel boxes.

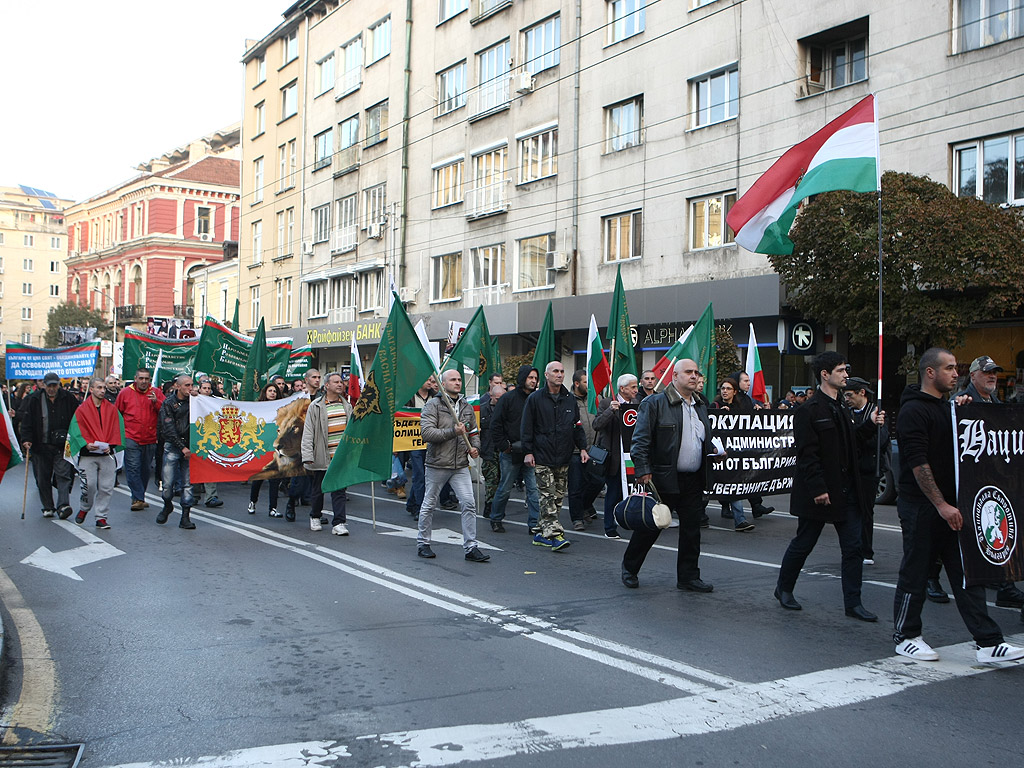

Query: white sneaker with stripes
[895,636,939,661]
[976,643,1024,663]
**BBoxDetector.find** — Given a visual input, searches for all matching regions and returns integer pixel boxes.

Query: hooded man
[488,364,541,533]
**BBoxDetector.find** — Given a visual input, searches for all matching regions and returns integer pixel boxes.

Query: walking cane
[21,446,31,520]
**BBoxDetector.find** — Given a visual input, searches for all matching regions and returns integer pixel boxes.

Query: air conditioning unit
[546,251,570,271]
[372,306,388,318]
[511,71,534,94]
[199,233,211,242]
[301,241,314,255]
[399,286,417,303]
[366,222,385,240]
[328,306,356,324]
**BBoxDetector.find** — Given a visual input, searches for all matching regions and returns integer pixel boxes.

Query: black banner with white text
[707,411,796,498]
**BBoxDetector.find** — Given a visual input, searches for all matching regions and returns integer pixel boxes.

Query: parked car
[875,439,899,505]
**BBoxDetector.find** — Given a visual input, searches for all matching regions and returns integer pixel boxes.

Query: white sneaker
[332,523,349,536]
[863,558,874,565]
[976,643,1024,663]
[247,501,256,514]
[310,517,322,532]
[895,636,939,661]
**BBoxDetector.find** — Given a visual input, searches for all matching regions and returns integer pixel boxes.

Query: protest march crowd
[5,345,1024,666]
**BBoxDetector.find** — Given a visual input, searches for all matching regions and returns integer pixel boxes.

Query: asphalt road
[1,464,1022,767]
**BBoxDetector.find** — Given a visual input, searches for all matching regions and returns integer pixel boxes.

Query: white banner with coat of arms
[189,393,311,483]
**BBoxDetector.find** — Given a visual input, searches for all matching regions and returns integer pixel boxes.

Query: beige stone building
[0,185,75,349]
[238,0,1024,392]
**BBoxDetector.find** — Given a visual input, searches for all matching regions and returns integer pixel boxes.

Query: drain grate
[0,744,84,768]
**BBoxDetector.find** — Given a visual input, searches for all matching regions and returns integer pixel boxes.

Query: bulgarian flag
[745,323,769,406]
[0,404,24,485]
[349,336,364,402]
[64,405,125,468]
[651,325,694,386]
[585,315,611,415]
[727,94,880,255]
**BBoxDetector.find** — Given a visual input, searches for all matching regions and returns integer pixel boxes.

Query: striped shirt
[325,399,348,458]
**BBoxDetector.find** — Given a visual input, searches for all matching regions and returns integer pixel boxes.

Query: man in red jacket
[115,368,164,511]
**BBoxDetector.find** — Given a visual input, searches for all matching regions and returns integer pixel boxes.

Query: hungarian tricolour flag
[727,94,880,255]
[0,404,24,485]
[745,323,769,406]
[586,315,611,414]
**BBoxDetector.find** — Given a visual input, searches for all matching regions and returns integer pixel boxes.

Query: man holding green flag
[608,266,638,388]
[443,306,501,394]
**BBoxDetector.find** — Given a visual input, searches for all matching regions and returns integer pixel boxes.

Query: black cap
[43,372,60,384]
[845,376,875,394]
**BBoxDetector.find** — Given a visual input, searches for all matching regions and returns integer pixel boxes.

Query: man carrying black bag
[623,359,722,591]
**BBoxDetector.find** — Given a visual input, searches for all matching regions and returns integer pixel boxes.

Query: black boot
[285,497,296,522]
[179,507,196,530]
[156,500,173,525]
[484,501,492,519]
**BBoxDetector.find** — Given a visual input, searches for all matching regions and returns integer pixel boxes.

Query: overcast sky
[2,1,288,202]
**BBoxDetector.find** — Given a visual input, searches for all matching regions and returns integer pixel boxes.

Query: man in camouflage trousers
[479,382,506,519]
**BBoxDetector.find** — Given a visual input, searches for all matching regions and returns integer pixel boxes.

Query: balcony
[333,145,359,176]
[330,226,358,255]
[334,67,362,99]
[173,304,195,319]
[464,283,508,306]
[471,0,511,23]
[469,77,510,120]
[117,304,144,320]
[466,179,510,219]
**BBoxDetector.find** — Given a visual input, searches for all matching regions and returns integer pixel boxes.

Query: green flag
[230,299,240,332]
[531,302,557,372]
[122,327,197,387]
[652,303,716,399]
[608,265,638,385]
[442,306,501,394]
[193,316,291,387]
[322,295,437,492]
[241,318,268,401]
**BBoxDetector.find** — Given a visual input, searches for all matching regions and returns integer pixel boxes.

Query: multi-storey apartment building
[0,185,74,349]
[240,0,1024,388]
[64,126,241,341]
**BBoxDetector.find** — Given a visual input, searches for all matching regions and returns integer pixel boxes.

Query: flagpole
[370,480,377,531]
[21,445,30,520]
[606,338,616,398]
[876,187,884,478]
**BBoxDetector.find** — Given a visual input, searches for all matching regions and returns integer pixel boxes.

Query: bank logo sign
[972,485,1016,566]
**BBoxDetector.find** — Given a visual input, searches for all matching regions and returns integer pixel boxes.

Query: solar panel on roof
[39,199,56,209]
[18,184,56,198]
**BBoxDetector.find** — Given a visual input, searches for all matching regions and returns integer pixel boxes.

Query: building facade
[238,0,1024,392]
[64,126,241,342]
[0,185,74,348]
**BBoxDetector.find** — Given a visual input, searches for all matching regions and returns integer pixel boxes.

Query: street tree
[715,324,741,385]
[44,301,111,347]
[770,171,1024,360]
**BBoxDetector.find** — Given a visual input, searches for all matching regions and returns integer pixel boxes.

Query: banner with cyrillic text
[4,340,101,379]
[707,411,796,498]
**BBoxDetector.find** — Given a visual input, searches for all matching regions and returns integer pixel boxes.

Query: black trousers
[777,491,864,610]
[622,471,704,583]
[311,470,347,524]
[893,498,1003,647]
[31,443,75,510]
[858,473,877,559]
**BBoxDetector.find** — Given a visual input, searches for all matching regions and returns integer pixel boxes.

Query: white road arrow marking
[377,526,502,551]
[20,520,125,581]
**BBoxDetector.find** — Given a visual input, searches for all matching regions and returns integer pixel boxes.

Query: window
[220,284,229,321]
[340,36,363,94]
[281,81,298,120]
[278,143,291,191]
[24,234,34,247]
[314,128,333,170]
[286,140,297,189]
[331,275,356,309]
[515,233,555,291]
[254,101,266,135]
[276,211,287,257]
[477,40,511,114]
[22,308,32,321]
[335,194,358,252]
[802,21,869,92]
[366,101,388,145]
[433,159,464,208]
[607,0,645,44]
[957,0,1024,52]
[439,0,468,23]
[469,147,508,216]
[518,126,557,183]
[470,244,506,302]
[605,96,643,152]
[316,54,335,95]
[252,220,263,264]
[313,204,331,243]
[50,237,61,250]
[23,258,33,271]
[359,269,385,311]
[275,277,293,325]
[253,158,264,203]
[604,210,643,261]
[282,31,298,65]
[196,206,212,237]
[954,132,1024,205]
[692,67,738,127]
[256,55,266,84]
[50,260,59,272]
[431,253,463,302]
[364,183,387,229]
[22,282,32,295]
[251,285,262,328]
[338,115,360,169]
[690,193,736,249]
[524,16,560,75]
[134,206,143,237]
[50,284,60,297]
[0,233,4,245]
[369,17,391,63]
[437,61,467,115]
[286,208,295,254]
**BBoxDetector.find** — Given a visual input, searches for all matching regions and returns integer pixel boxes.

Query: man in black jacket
[843,376,889,565]
[156,374,196,529]
[479,382,506,520]
[488,365,540,533]
[522,361,589,550]
[18,371,78,518]
[625,359,719,591]
[775,352,882,621]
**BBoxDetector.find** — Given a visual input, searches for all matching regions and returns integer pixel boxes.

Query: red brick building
[65,125,241,337]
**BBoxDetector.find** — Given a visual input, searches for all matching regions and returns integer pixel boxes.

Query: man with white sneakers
[301,372,351,535]
[892,348,1024,663]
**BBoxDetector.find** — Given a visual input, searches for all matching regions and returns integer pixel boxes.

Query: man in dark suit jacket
[624,359,720,592]
[775,352,884,621]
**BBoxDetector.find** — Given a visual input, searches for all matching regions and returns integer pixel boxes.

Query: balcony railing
[173,304,195,318]
[464,283,508,306]
[470,76,510,119]
[331,226,358,254]
[335,67,362,99]
[117,304,144,320]
[466,179,510,219]
[334,145,359,174]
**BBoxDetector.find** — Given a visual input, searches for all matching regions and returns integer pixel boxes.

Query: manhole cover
[0,744,84,768]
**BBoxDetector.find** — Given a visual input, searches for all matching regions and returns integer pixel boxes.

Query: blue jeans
[491,452,540,528]
[161,444,194,508]
[386,454,407,489]
[405,450,426,514]
[123,438,157,503]
[604,474,624,535]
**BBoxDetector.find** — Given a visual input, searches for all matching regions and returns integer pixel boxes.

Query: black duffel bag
[613,488,672,531]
